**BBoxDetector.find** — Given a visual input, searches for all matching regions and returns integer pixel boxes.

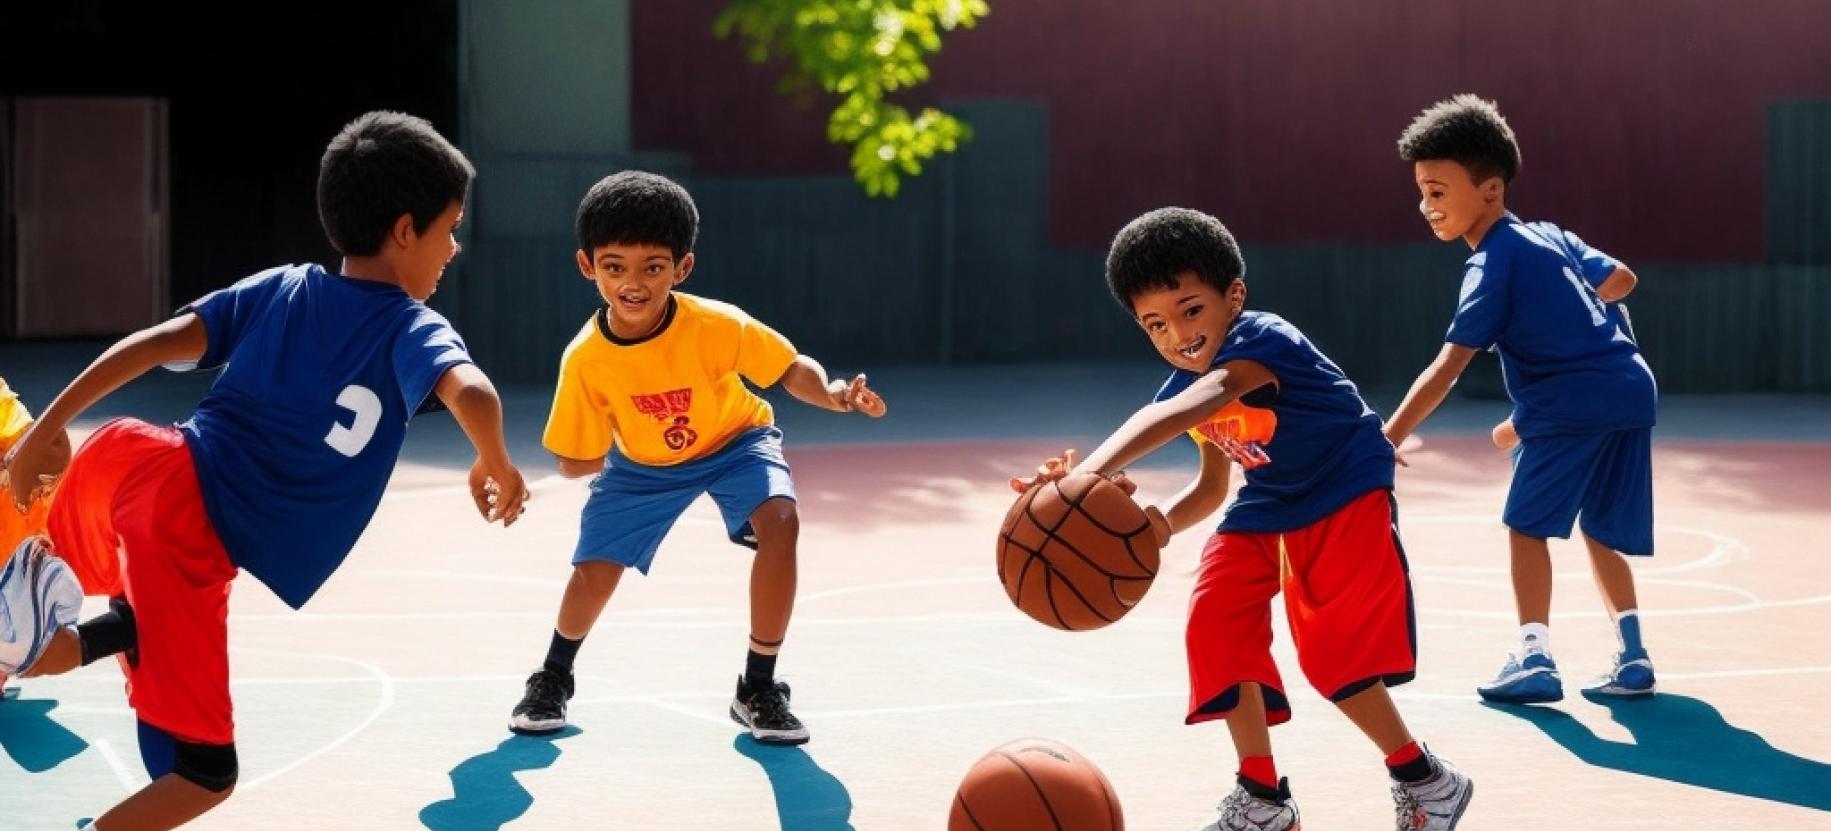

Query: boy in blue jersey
[1015,208,1472,831]
[3,111,527,830]
[1382,94,1658,705]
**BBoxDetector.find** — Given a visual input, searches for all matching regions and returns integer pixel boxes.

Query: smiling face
[577,243,692,338]
[1414,159,1504,247]
[1129,273,1244,372]
[398,200,465,301]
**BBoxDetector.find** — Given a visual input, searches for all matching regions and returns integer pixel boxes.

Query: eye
[1147,321,1166,333]
[647,264,663,274]
[1429,191,1444,199]
[1184,305,1203,318]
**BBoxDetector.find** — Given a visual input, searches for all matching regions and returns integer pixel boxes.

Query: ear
[1229,279,1247,314]
[390,213,417,249]
[1480,176,1505,203]
[673,252,695,286]
[576,249,595,280]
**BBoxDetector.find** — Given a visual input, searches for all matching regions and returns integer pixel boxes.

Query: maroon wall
[633,0,1831,262]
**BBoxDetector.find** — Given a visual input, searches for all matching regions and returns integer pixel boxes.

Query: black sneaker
[729,674,809,745]
[508,667,574,735]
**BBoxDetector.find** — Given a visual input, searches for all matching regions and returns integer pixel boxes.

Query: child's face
[402,200,464,301]
[577,243,692,331]
[1130,274,1243,372]
[1414,160,1497,243]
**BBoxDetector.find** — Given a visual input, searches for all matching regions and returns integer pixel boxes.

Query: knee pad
[174,740,238,793]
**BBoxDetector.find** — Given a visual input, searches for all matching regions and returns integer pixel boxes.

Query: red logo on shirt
[1195,401,1276,470]
[631,388,698,451]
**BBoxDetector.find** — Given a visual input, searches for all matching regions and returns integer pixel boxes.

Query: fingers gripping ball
[997,472,1160,631]
[949,737,1124,831]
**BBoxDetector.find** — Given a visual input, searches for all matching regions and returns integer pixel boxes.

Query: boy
[506,171,886,746]
[1382,94,1657,704]
[3,111,527,830]
[1014,208,1471,830]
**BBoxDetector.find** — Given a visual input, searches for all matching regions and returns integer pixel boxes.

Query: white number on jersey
[324,384,383,457]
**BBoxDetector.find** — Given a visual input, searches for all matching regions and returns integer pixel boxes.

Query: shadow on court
[1485,692,1831,811]
[0,688,89,773]
[419,725,583,830]
[733,734,856,831]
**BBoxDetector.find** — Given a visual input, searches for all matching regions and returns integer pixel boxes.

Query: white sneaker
[1391,750,1472,831]
[1196,776,1300,831]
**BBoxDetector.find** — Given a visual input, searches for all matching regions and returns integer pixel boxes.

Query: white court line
[1406,517,1746,577]
[797,575,985,604]
[643,695,737,729]
[93,738,145,794]
[379,473,569,503]
[233,648,397,793]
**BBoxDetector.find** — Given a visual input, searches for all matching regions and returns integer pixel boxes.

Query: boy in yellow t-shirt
[509,171,886,745]
[1,377,69,560]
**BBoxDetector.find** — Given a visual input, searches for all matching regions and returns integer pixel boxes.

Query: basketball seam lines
[1001,530,1118,626]
[955,793,990,831]
[997,751,1067,831]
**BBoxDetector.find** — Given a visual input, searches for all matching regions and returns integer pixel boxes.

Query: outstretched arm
[776,354,886,416]
[3,314,207,511]
[434,363,527,525]
[1077,360,1276,476]
[1161,440,1233,536]
[1383,343,1479,458]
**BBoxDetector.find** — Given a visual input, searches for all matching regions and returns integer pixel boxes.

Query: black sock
[744,648,777,689]
[77,597,138,667]
[543,631,582,675]
[1388,753,1435,784]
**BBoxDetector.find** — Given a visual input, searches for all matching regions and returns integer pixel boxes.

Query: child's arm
[1595,265,1638,303]
[776,354,887,417]
[1161,440,1233,536]
[433,363,528,526]
[1381,344,1479,459]
[1076,360,1275,476]
[3,314,208,511]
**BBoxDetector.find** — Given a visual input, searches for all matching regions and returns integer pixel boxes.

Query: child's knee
[749,498,799,543]
[572,561,624,594]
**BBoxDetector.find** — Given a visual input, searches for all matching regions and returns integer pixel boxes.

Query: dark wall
[1,1,460,307]
[633,0,1831,264]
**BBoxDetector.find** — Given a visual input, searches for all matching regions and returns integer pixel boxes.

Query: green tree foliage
[715,0,989,197]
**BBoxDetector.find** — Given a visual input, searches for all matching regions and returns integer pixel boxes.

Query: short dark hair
[1105,207,1245,309]
[316,111,474,257]
[1397,94,1521,185]
[575,171,699,260]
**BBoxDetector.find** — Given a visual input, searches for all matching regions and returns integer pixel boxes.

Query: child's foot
[1196,776,1300,831]
[1476,651,1562,704]
[1582,652,1656,699]
[508,666,573,735]
[1391,751,1472,831]
[729,675,809,746]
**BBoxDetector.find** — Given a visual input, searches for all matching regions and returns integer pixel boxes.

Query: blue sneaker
[1582,653,1656,699]
[1476,651,1563,703]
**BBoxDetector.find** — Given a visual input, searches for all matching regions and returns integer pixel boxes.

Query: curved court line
[231,648,397,794]
[1406,516,1747,577]
[93,739,145,795]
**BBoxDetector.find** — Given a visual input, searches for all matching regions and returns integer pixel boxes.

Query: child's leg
[552,561,624,644]
[1334,682,1413,756]
[1509,529,1554,631]
[92,721,235,831]
[1582,533,1639,619]
[744,496,798,662]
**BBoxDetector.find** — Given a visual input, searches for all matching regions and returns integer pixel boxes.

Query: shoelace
[749,685,794,724]
[527,671,568,705]
[1392,784,1426,831]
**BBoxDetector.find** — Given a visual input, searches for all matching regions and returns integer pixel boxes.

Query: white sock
[1520,622,1551,656]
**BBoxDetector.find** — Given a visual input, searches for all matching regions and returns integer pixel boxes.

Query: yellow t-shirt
[0,377,52,555]
[544,293,798,466]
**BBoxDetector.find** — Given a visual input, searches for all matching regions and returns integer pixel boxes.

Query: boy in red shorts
[4,111,527,830]
[1015,208,1472,830]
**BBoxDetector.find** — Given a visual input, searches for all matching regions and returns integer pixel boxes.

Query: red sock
[1385,740,1423,767]
[1238,755,1278,789]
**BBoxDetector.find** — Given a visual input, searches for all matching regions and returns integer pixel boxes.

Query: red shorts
[1185,488,1415,726]
[48,418,236,745]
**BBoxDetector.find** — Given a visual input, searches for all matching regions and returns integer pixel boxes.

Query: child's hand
[1144,505,1171,547]
[1491,418,1519,450]
[469,457,529,526]
[1010,448,1077,493]
[1,425,66,515]
[827,374,887,417]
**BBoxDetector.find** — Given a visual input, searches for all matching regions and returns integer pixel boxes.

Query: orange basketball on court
[996,472,1160,631]
[949,737,1124,830]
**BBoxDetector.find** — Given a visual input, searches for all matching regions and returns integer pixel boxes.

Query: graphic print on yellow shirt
[544,293,797,466]
[1188,399,1277,470]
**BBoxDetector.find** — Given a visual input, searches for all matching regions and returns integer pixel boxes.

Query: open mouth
[616,293,650,313]
[1178,334,1207,360]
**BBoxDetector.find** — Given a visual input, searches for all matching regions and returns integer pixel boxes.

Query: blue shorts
[574,427,795,573]
[1505,427,1653,556]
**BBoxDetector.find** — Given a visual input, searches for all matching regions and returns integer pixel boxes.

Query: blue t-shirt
[1446,215,1657,437]
[1154,311,1394,534]
[177,264,472,609]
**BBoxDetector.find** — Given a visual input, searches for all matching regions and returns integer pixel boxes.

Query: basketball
[0,537,83,678]
[949,737,1124,831]
[996,472,1160,631]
